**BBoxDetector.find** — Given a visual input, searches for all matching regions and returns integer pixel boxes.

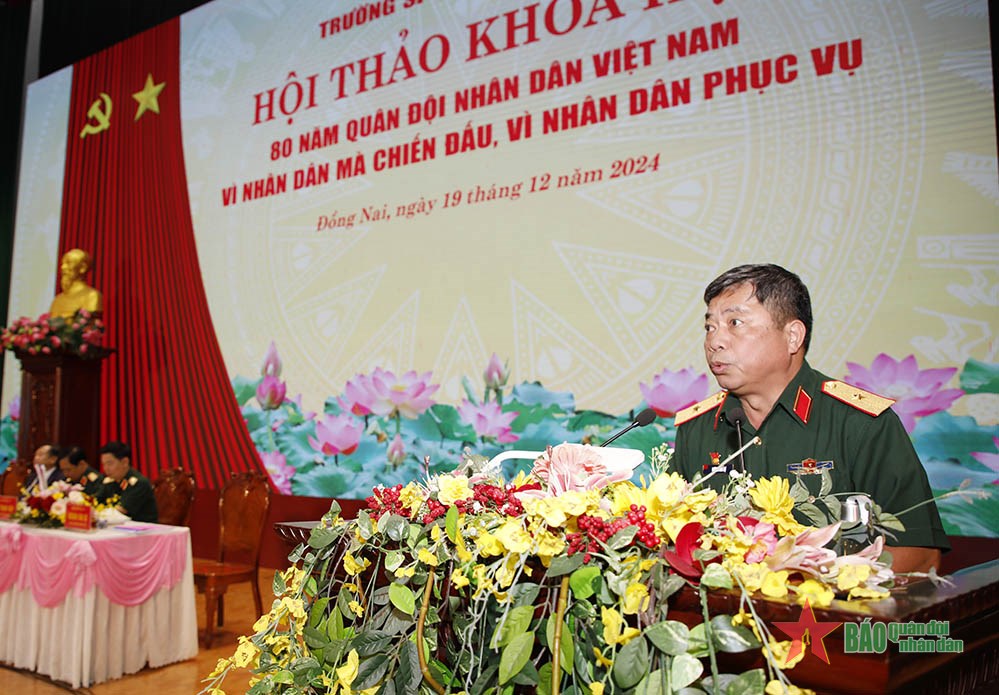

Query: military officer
[58,445,104,496]
[98,441,158,523]
[673,264,948,573]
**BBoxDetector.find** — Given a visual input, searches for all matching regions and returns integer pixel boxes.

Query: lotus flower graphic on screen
[255,375,287,410]
[844,354,963,432]
[639,367,710,417]
[971,436,999,484]
[308,413,363,457]
[457,400,519,443]
[483,352,510,390]
[260,450,295,494]
[260,340,282,378]
[341,368,439,419]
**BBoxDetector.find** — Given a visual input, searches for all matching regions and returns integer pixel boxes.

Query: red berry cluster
[364,484,407,517]
[566,505,660,563]
[453,483,528,518]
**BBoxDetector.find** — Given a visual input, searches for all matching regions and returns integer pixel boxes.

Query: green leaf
[353,653,390,691]
[499,631,535,684]
[606,526,637,550]
[645,620,689,655]
[636,669,665,695]
[612,636,649,689]
[395,640,422,694]
[537,662,554,695]
[569,565,602,599]
[960,358,999,393]
[670,653,703,690]
[700,564,733,589]
[351,630,393,657]
[491,605,535,648]
[796,501,831,527]
[379,514,410,542]
[547,553,584,577]
[309,597,330,629]
[725,668,765,695]
[271,570,287,596]
[687,623,709,658]
[232,375,259,407]
[384,550,405,572]
[445,505,459,543]
[710,615,761,653]
[388,583,416,616]
[789,479,809,503]
[303,626,330,649]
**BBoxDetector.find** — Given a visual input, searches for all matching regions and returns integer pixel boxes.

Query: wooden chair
[152,467,195,526]
[0,459,29,496]
[192,472,271,647]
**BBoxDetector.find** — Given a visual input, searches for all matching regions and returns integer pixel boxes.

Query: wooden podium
[14,348,111,466]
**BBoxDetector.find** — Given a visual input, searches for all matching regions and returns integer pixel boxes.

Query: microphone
[724,407,747,473]
[600,407,657,447]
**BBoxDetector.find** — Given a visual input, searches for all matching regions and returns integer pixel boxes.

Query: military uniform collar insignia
[793,386,812,424]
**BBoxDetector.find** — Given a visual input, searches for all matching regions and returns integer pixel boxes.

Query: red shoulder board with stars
[821,380,895,416]
[673,391,727,427]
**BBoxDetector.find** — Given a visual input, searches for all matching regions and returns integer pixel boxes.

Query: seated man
[58,445,104,496]
[24,443,65,490]
[98,441,158,523]
[673,264,949,573]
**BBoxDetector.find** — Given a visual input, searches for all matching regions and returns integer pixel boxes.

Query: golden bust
[49,249,103,318]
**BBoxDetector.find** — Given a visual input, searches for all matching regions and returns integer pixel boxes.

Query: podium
[14,349,110,466]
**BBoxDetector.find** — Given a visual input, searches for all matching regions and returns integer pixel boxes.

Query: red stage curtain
[57,18,265,488]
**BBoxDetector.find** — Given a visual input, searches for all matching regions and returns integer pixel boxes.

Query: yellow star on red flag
[132,74,165,121]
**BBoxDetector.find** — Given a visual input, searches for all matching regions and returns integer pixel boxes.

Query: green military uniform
[99,468,159,523]
[72,466,104,497]
[673,361,949,550]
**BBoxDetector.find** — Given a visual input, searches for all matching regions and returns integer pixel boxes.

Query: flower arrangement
[1,309,104,357]
[201,444,905,695]
[13,479,110,528]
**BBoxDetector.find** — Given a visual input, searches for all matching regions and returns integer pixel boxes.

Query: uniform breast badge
[703,451,721,472]
[788,457,833,475]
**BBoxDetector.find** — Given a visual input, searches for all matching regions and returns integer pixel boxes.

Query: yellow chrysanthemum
[608,481,648,516]
[749,477,807,536]
[417,547,440,566]
[601,606,641,646]
[622,582,650,614]
[760,570,790,598]
[794,579,835,608]
[450,568,470,589]
[280,596,306,621]
[835,563,871,591]
[475,530,505,557]
[344,552,371,576]
[398,482,425,516]
[231,636,260,669]
[438,476,473,505]
[765,680,815,695]
[534,528,567,564]
[493,520,533,554]
[732,562,770,594]
[592,646,613,668]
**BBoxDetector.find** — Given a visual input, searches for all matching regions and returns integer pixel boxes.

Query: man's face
[33,445,56,468]
[101,453,130,481]
[60,252,85,290]
[703,283,795,397]
[60,457,86,480]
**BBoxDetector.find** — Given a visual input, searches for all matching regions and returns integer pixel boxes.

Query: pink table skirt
[0,522,189,607]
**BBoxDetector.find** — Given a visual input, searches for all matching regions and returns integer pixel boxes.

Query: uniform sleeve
[847,408,950,550]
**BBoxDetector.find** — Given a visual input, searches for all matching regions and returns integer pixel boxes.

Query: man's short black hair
[99,441,132,460]
[61,445,87,467]
[704,263,813,353]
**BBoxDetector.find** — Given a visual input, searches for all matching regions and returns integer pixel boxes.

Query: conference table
[0,520,198,688]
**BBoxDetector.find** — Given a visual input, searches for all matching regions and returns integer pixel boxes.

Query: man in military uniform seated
[24,443,66,490]
[58,445,104,496]
[97,441,158,523]
[673,264,948,573]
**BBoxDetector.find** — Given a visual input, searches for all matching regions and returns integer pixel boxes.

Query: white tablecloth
[0,522,198,687]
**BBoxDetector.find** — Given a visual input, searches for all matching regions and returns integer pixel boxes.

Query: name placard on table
[64,502,93,531]
[0,495,16,519]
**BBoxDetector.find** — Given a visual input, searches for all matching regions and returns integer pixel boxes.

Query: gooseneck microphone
[725,407,747,473]
[600,407,657,447]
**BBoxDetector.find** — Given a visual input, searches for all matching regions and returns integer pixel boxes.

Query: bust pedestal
[14,349,111,466]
